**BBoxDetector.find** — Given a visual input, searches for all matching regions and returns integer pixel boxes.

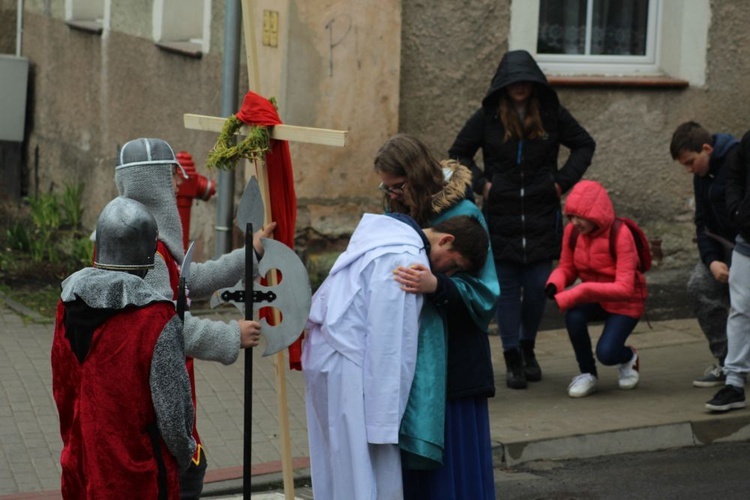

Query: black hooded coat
[449,50,595,264]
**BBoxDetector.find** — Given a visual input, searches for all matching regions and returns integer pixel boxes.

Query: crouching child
[545,180,648,398]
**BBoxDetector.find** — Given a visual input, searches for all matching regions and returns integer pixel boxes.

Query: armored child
[52,197,195,499]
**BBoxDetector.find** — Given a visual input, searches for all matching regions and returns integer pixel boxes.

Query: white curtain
[537,0,649,56]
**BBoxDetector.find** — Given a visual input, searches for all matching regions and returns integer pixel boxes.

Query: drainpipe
[214,0,242,257]
[16,0,23,56]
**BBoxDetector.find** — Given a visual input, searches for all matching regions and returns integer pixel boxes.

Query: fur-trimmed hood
[432,160,473,216]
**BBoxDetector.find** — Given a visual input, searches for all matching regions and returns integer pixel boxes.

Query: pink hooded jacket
[546,180,647,319]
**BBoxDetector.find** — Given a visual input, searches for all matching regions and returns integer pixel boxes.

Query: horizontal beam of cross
[184,113,348,147]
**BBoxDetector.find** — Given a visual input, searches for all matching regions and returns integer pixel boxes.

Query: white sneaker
[618,347,640,390]
[568,373,598,398]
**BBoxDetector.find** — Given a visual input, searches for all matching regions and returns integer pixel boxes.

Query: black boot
[504,349,527,389]
[521,339,542,382]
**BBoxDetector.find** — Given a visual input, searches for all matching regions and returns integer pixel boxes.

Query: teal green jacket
[399,198,499,469]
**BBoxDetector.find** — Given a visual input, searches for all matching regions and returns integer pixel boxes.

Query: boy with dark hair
[426,215,489,275]
[52,197,196,499]
[706,129,750,412]
[670,121,739,387]
[303,213,488,500]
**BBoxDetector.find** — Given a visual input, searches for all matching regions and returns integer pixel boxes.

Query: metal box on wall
[0,54,29,142]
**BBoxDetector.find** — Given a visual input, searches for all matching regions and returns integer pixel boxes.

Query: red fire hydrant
[176,151,217,251]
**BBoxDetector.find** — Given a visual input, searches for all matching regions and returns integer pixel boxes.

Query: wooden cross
[183,114,347,148]
[184,1,347,498]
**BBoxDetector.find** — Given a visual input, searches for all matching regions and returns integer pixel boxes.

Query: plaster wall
[12,0,750,269]
[17,0,400,261]
[284,0,401,239]
[1,0,16,54]
[19,4,232,262]
[399,0,750,269]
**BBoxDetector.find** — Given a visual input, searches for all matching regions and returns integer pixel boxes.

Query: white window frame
[65,0,109,33]
[510,0,710,86]
[153,0,212,54]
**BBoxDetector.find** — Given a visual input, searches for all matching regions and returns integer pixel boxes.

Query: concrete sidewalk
[2,297,750,499]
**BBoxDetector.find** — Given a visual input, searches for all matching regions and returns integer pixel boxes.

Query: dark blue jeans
[495,259,552,351]
[565,303,639,376]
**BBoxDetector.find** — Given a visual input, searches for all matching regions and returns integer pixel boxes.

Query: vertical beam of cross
[239,1,297,498]
[184,2,347,498]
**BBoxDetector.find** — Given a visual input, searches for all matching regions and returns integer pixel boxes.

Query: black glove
[544,284,557,300]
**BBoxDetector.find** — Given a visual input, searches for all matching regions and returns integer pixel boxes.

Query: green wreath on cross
[205,114,270,171]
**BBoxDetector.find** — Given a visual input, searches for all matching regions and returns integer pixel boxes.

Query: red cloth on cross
[236,91,303,370]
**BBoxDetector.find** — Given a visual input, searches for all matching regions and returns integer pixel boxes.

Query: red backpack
[568,217,652,273]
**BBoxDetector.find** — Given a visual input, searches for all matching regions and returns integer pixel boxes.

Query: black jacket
[449,50,595,264]
[727,130,750,244]
[430,273,495,399]
[693,133,739,266]
[390,163,496,399]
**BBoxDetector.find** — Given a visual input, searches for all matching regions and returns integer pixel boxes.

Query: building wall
[19,7,225,259]
[10,0,750,268]
[284,0,402,242]
[400,0,750,269]
[1,0,17,54]
[16,0,400,262]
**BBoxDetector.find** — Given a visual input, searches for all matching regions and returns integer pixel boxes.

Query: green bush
[61,182,85,228]
[8,183,90,266]
[6,223,30,252]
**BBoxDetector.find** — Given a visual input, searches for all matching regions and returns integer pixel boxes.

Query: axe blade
[254,238,312,356]
[207,240,311,356]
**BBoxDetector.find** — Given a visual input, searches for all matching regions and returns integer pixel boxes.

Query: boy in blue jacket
[670,121,739,387]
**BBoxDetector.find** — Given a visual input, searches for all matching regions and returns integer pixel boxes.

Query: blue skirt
[402,396,495,499]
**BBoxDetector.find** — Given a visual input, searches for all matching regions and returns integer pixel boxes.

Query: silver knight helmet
[114,137,187,263]
[94,197,159,272]
[116,138,186,176]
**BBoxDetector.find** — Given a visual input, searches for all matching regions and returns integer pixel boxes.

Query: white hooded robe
[303,214,427,500]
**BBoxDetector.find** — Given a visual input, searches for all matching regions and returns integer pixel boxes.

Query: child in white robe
[303,213,488,500]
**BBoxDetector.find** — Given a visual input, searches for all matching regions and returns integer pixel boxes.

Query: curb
[201,458,311,497]
[0,461,313,500]
[199,414,750,496]
[492,413,750,466]
[0,290,52,324]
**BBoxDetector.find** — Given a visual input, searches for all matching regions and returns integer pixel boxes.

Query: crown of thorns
[206,115,271,171]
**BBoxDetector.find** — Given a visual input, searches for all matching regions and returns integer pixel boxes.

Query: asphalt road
[495,440,750,500]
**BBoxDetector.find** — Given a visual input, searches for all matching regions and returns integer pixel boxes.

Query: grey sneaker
[705,385,746,412]
[693,365,726,388]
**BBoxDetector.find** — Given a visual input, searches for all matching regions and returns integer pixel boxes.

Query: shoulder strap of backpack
[610,217,652,328]
[608,218,623,261]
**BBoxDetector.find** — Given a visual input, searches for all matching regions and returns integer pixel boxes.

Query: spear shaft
[243,222,253,499]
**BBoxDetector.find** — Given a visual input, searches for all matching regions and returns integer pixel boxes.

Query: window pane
[591,0,649,55]
[537,0,587,55]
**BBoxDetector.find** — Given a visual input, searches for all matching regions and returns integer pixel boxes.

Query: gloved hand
[544,284,557,300]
